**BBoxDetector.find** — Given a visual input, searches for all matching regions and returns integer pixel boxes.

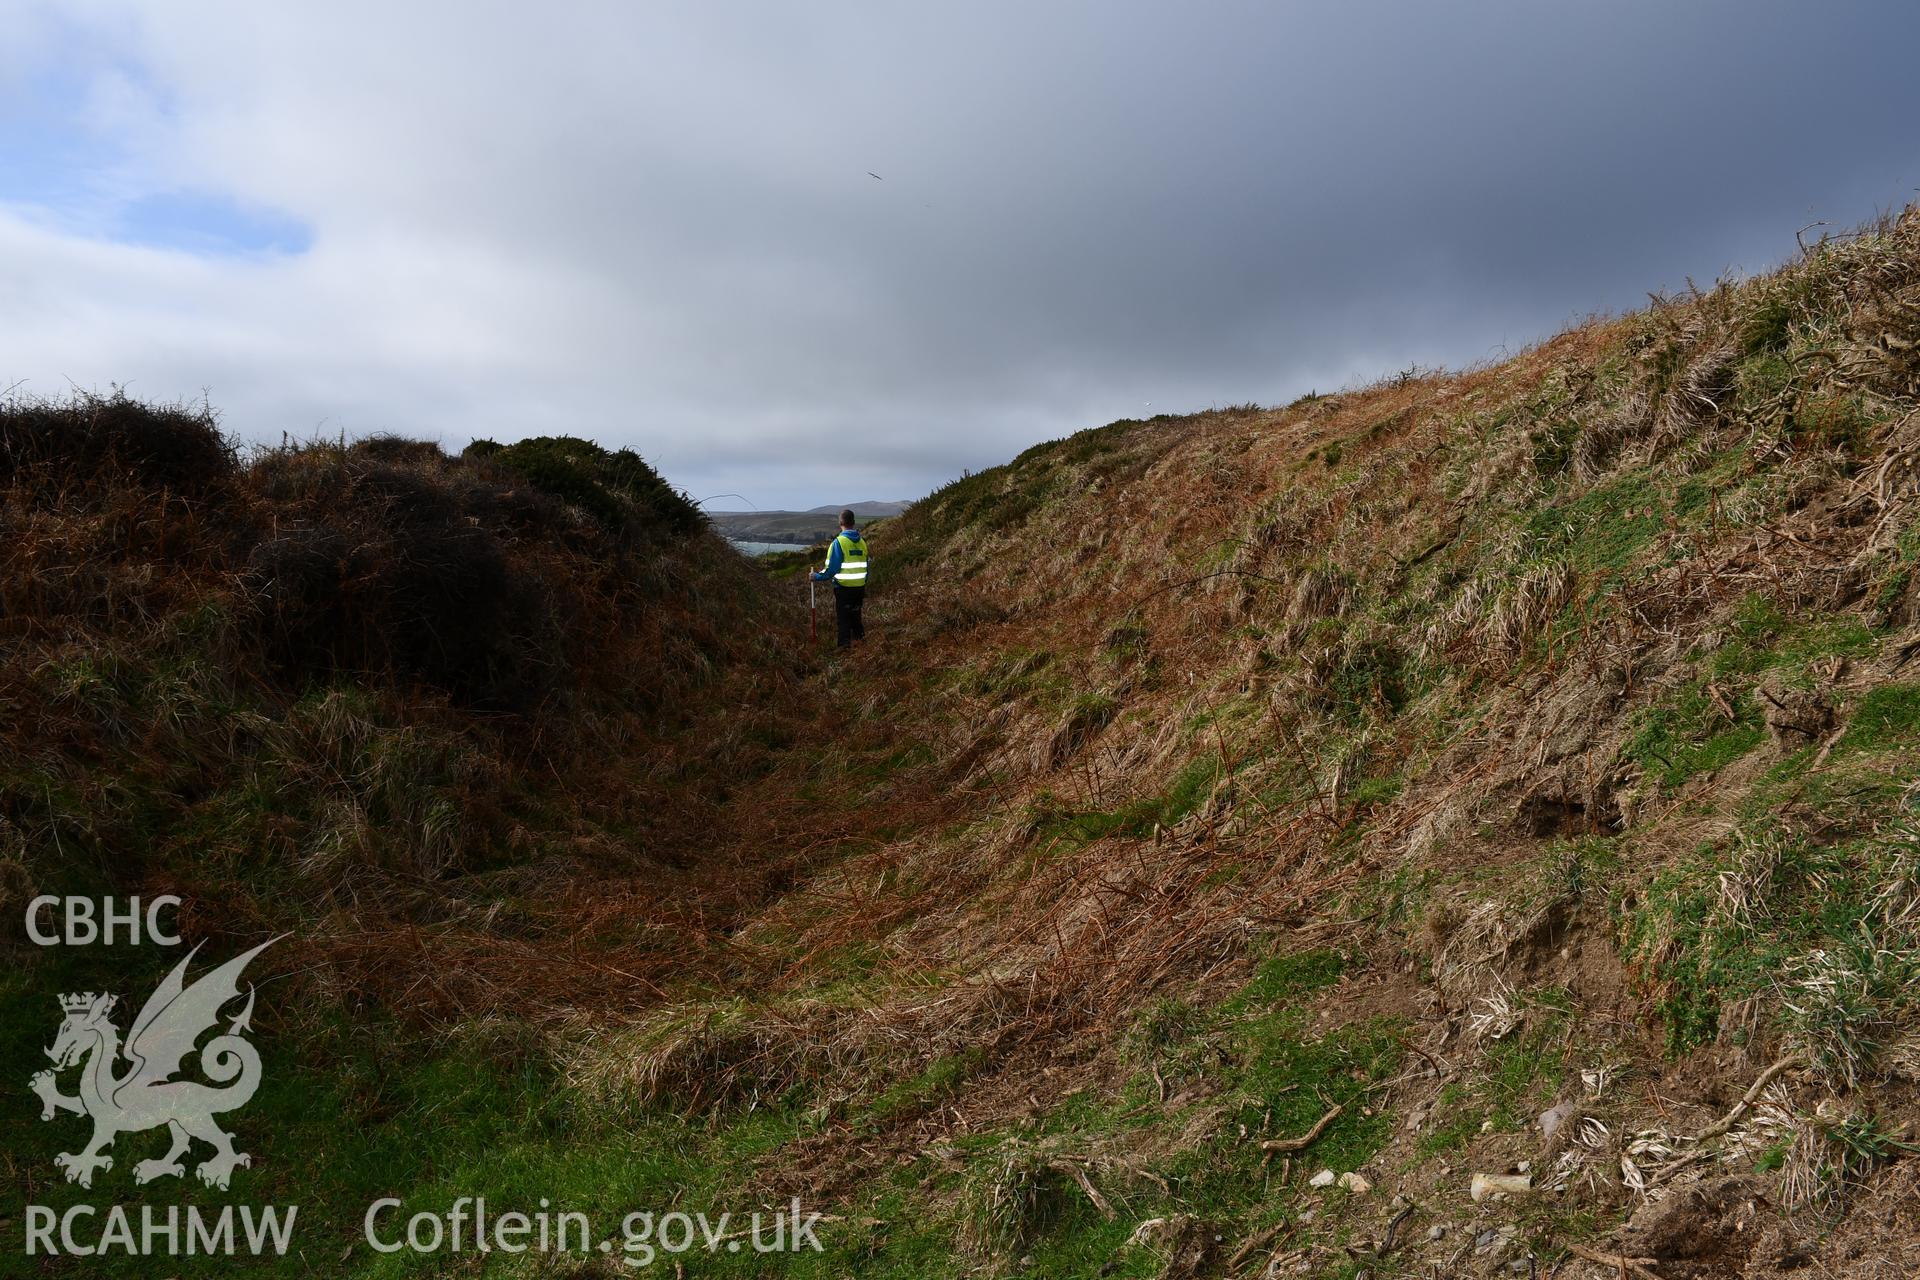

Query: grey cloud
[3,1,1918,507]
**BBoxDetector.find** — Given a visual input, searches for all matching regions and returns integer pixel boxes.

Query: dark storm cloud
[3,1,1917,507]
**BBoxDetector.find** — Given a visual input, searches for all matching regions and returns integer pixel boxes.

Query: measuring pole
[810,577,817,644]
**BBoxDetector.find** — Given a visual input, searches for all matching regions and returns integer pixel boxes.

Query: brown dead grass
[16,209,1920,1275]
[548,206,1920,1276]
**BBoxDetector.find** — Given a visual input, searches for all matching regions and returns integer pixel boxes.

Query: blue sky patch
[0,62,311,257]
[109,189,314,256]
[0,67,118,210]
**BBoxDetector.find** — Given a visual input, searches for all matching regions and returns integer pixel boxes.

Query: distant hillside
[801,499,910,516]
[710,501,907,544]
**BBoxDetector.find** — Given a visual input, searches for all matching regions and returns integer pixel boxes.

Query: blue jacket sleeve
[813,538,843,582]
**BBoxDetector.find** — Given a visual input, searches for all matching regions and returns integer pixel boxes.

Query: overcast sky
[3,2,1918,510]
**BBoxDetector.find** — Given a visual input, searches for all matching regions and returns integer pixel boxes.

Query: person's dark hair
[840,508,856,527]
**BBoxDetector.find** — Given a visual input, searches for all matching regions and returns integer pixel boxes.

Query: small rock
[1298,1209,1317,1224]
[1480,1119,1494,1133]
[1427,1225,1446,1241]
[1308,1169,1336,1188]
[1477,1229,1519,1262]
[1516,1159,1531,1173]
[1528,1105,1574,1143]
[1510,1259,1531,1274]
[1338,1172,1372,1194]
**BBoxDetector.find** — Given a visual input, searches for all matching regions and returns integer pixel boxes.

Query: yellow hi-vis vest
[832,532,870,586]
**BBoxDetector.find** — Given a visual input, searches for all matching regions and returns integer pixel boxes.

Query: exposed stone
[1471,1172,1533,1202]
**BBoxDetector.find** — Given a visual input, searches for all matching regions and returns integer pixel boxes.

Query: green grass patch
[1624,682,1764,788]
[1840,684,1920,753]
[1710,594,1877,681]
[1626,595,1883,789]
[788,949,1401,1278]
[1619,820,1920,1057]
[1523,468,1666,573]
[866,1049,988,1126]
[1415,1084,1486,1156]
[1323,640,1413,725]
[1225,947,1351,1012]
[1027,756,1223,851]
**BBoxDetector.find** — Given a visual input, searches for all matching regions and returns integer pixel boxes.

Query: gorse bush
[245,434,718,710]
[244,450,535,709]
[0,392,777,946]
[0,399,721,713]
[465,435,706,540]
[0,389,237,497]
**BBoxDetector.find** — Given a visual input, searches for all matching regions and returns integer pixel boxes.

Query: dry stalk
[1259,1103,1344,1154]
[1685,1054,1804,1145]
[1046,1158,1115,1220]
[1562,1240,1665,1280]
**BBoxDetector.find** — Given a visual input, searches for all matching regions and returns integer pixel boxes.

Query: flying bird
[867,172,883,180]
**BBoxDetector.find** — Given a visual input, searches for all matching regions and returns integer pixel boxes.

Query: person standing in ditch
[812,508,870,648]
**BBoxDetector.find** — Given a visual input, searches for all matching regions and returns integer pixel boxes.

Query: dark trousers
[833,584,866,647]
